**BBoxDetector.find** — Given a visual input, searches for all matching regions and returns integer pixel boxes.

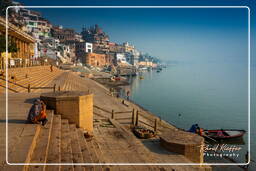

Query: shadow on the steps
[24,97,39,104]
[141,139,178,155]
[0,119,27,124]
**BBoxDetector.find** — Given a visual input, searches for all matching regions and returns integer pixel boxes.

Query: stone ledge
[160,130,204,163]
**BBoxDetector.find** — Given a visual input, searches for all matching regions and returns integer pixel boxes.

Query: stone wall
[160,130,204,163]
[41,91,93,133]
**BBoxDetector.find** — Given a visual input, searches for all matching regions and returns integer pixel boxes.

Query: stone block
[40,91,93,133]
[160,130,204,163]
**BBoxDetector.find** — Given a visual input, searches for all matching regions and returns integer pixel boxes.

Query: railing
[28,84,58,93]
[93,105,159,133]
[0,58,50,70]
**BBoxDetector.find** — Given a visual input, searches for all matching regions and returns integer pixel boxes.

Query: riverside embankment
[0,66,211,170]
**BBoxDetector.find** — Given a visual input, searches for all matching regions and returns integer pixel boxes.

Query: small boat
[156,70,161,73]
[133,126,156,139]
[203,129,246,141]
[139,76,144,80]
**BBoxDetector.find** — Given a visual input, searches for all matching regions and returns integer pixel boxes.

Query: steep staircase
[5,110,108,171]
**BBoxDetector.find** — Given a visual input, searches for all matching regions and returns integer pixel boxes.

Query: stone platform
[160,130,204,163]
[40,91,93,133]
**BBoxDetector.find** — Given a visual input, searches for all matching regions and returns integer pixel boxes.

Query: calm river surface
[125,61,255,166]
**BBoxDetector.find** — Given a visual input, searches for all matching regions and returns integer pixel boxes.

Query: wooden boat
[133,126,156,139]
[203,129,246,141]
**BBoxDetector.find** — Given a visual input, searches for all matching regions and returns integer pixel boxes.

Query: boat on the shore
[133,126,156,139]
[203,129,246,141]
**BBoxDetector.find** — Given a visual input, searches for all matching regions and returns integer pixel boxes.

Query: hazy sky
[15,0,252,63]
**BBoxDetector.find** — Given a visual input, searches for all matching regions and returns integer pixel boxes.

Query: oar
[203,134,217,142]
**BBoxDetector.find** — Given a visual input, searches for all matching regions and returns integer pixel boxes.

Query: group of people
[188,124,204,136]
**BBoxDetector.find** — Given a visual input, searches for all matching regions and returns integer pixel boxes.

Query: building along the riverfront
[0,16,35,69]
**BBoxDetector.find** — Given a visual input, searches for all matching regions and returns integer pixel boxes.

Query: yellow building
[0,17,35,69]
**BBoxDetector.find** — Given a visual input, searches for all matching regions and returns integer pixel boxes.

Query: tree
[0,35,18,53]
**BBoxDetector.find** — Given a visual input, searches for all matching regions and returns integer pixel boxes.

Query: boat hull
[203,129,246,141]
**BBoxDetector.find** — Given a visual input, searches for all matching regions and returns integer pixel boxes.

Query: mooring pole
[111,109,115,119]
[135,110,139,126]
[132,109,135,125]
[28,84,31,93]
[154,118,158,133]
[53,84,56,92]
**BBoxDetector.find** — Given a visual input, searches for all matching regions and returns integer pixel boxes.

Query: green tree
[0,35,18,53]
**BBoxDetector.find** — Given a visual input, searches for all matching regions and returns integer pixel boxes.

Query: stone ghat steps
[0,66,64,93]
[0,66,91,94]
[58,72,89,92]
[19,113,108,171]
[5,110,54,171]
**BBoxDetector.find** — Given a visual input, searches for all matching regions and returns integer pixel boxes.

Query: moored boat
[133,126,156,139]
[203,129,246,141]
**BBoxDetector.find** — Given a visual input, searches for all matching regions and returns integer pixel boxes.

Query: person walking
[50,65,53,72]
[126,90,130,100]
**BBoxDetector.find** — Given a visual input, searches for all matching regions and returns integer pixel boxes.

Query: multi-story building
[75,33,84,42]
[0,17,35,68]
[131,49,140,66]
[83,53,109,67]
[109,42,125,53]
[81,25,109,54]
[75,42,93,62]
[18,8,52,39]
[51,25,76,44]
[123,42,135,53]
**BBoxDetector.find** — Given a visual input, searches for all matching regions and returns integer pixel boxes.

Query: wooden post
[28,84,31,93]
[154,118,158,133]
[111,109,115,119]
[135,110,139,126]
[53,84,56,92]
[132,109,135,125]
[58,85,61,91]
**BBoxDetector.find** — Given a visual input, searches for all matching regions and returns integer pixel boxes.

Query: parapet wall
[160,130,204,163]
[40,91,93,133]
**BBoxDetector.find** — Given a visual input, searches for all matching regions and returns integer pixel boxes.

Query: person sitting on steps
[27,99,48,126]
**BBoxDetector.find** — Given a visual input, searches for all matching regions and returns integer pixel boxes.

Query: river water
[124,61,255,166]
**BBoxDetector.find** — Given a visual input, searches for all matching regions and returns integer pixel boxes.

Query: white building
[116,53,127,64]
[85,43,93,53]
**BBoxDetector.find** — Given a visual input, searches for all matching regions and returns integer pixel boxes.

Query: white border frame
[5,6,250,166]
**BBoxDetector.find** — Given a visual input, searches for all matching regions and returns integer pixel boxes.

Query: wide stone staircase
[0,66,64,93]
[5,110,108,171]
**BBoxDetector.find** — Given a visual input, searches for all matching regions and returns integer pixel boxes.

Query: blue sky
[14,0,254,64]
